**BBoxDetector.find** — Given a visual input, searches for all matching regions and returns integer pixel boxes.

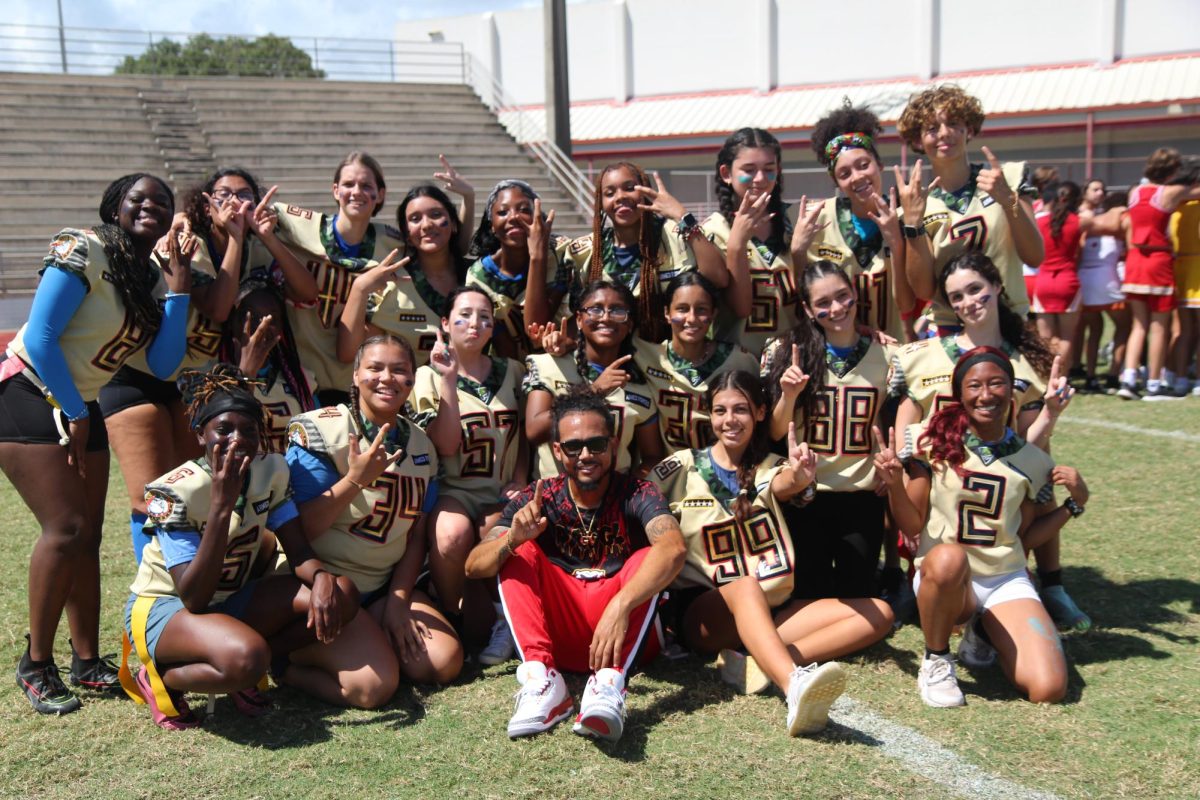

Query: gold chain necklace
[570,485,600,547]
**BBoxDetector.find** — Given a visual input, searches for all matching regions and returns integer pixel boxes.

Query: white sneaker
[785,662,847,736]
[918,653,966,707]
[716,649,772,695]
[956,620,997,669]
[572,672,626,742]
[507,664,572,739]
[478,616,516,666]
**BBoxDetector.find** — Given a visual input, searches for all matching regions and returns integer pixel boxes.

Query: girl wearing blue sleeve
[0,174,193,715]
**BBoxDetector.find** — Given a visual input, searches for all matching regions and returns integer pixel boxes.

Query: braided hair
[765,260,852,420]
[707,370,771,523]
[937,252,1054,380]
[714,128,787,254]
[97,173,175,337]
[349,333,416,439]
[219,280,316,414]
[467,179,540,260]
[396,183,469,284]
[183,167,263,241]
[177,363,271,452]
[571,279,640,385]
[587,162,667,341]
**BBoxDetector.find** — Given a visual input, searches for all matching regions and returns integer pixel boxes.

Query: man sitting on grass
[465,389,685,742]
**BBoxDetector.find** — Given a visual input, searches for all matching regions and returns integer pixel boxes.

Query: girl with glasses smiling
[524,280,664,480]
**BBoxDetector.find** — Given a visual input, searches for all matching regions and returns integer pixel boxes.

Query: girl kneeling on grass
[651,370,892,736]
[875,347,1087,707]
[123,365,358,729]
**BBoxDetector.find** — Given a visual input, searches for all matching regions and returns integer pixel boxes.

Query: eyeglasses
[212,189,256,205]
[558,435,611,457]
[581,305,630,323]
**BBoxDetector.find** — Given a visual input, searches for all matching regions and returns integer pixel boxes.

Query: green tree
[116,33,325,78]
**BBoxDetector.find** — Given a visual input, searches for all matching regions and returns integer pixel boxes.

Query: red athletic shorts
[498,542,663,673]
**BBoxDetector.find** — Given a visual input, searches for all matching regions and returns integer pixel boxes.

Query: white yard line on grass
[831,697,1062,800]
[1058,416,1200,443]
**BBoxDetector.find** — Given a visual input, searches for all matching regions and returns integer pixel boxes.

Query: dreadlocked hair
[177,363,272,452]
[219,282,316,415]
[397,183,469,283]
[571,279,640,386]
[919,346,1014,477]
[588,162,667,341]
[714,128,787,254]
[184,167,263,240]
[810,99,883,169]
[349,333,416,439]
[937,252,1055,380]
[707,370,771,523]
[97,173,175,337]
[1043,180,1080,242]
[765,260,851,419]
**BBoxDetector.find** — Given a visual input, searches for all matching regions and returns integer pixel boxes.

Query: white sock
[595,667,625,691]
[516,660,547,685]
[1121,368,1137,384]
[1147,379,1162,392]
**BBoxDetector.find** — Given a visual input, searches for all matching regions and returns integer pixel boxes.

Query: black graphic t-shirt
[498,473,671,579]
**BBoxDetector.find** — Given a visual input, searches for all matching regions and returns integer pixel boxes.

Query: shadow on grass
[202,683,427,748]
[1064,566,1200,650]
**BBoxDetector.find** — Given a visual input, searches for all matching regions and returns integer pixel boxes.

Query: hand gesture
[637,171,687,221]
[237,310,280,376]
[210,440,251,511]
[353,249,408,297]
[384,598,431,664]
[789,195,828,256]
[65,416,89,479]
[306,569,346,644]
[976,147,1016,208]
[1043,355,1074,418]
[872,425,904,490]
[729,189,772,248]
[524,197,555,258]
[589,597,629,672]
[591,354,633,394]
[162,229,198,294]
[526,318,573,356]
[786,421,818,490]
[867,187,903,247]
[500,481,525,502]
[248,186,281,240]
[429,326,458,377]
[779,344,810,399]
[894,160,941,226]
[1051,465,1089,507]
[433,154,475,199]
[347,423,404,489]
[203,190,248,241]
[509,479,548,546]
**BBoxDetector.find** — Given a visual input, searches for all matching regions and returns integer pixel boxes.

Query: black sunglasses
[558,435,611,457]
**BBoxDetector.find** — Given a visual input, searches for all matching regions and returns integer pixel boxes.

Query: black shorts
[786,490,885,600]
[0,372,108,450]
[97,365,181,417]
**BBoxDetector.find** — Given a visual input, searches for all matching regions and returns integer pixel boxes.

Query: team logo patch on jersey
[921,374,951,387]
[682,498,714,508]
[571,567,606,581]
[252,499,271,515]
[924,212,949,227]
[48,233,79,261]
[658,269,680,281]
[412,454,430,465]
[646,367,671,380]
[1013,379,1031,393]
[653,459,682,480]
[817,246,844,260]
[625,391,651,409]
[145,491,174,522]
[287,422,308,447]
[554,380,570,391]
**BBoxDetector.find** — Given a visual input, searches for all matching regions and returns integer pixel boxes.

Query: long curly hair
[714,128,787,254]
[97,173,175,337]
[707,370,771,523]
[919,346,1014,476]
[937,252,1054,380]
[183,167,263,241]
[897,85,985,154]
[587,162,666,341]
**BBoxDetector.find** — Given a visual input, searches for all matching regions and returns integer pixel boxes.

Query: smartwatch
[901,222,927,240]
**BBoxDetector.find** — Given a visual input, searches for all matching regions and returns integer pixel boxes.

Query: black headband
[194,391,262,430]
[953,348,1014,398]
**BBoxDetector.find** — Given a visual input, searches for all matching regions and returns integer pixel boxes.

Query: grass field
[0,394,1197,800]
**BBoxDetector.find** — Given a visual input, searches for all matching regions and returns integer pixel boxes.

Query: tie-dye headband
[824,132,875,172]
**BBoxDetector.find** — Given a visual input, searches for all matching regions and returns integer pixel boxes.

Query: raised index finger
[1048,354,1062,385]
[791,343,801,368]
[653,170,667,192]
[981,146,1002,172]
[531,479,544,512]
[872,425,885,450]
[254,185,279,215]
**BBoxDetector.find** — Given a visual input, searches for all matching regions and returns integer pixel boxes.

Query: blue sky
[8,0,544,39]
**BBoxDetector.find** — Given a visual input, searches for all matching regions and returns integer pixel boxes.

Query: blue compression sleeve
[157,526,202,570]
[286,446,340,504]
[22,267,89,419]
[130,511,151,566]
[267,499,299,531]
[145,294,190,379]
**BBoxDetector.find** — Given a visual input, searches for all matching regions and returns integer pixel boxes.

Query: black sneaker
[1116,381,1140,400]
[68,640,122,692]
[1083,376,1104,394]
[16,647,82,715]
